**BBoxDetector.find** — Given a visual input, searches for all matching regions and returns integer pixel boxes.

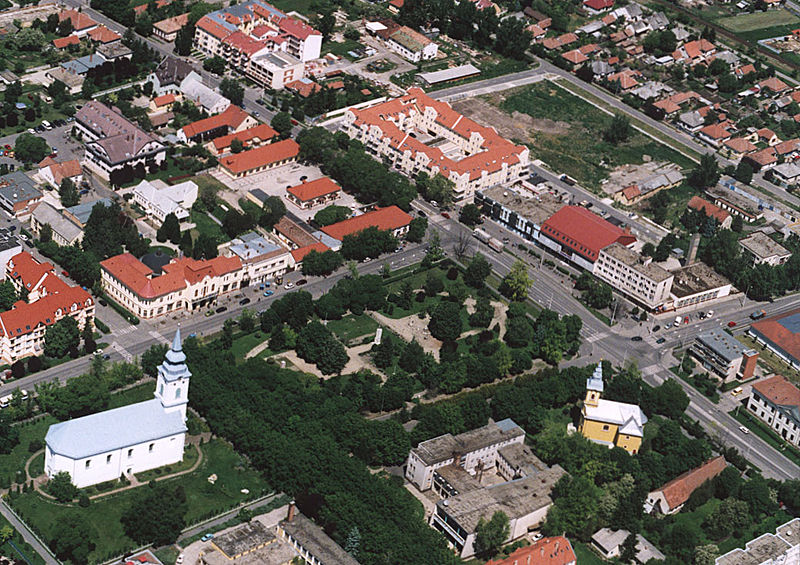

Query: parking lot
[209,163,361,222]
[0,120,83,170]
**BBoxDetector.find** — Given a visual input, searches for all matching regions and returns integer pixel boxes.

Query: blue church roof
[46,399,187,459]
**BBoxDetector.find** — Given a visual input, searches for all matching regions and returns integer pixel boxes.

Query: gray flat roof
[601,242,673,283]
[717,517,800,565]
[696,328,752,363]
[280,514,359,565]
[739,231,791,260]
[478,185,565,228]
[670,261,731,298]
[0,227,19,253]
[435,464,482,494]
[0,172,40,204]
[212,521,275,558]
[497,443,548,477]
[412,419,524,466]
[435,465,565,533]
[418,64,480,85]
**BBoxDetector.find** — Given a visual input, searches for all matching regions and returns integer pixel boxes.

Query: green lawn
[717,9,800,32]
[496,82,694,190]
[326,314,379,345]
[193,174,228,196]
[134,443,199,483]
[230,330,272,361]
[190,210,229,245]
[0,416,57,484]
[573,541,605,565]
[107,382,156,410]
[11,439,272,562]
[29,451,44,477]
[323,39,364,60]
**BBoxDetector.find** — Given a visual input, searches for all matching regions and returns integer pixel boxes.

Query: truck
[488,237,504,252]
[750,310,766,320]
[559,174,577,186]
[473,228,491,243]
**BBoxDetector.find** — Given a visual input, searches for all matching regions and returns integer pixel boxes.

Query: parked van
[674,316,682,326]
[0,395,11,408]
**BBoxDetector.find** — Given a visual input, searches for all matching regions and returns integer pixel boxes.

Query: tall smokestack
[687,232,701,265]
[287,500,296,522]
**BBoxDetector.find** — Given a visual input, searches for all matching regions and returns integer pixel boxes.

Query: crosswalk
[111,341,133,363]
[149,331,170,345]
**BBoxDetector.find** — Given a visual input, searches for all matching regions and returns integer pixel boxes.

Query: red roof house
[485,536,576,565]
[52,35,81,49]
[646,456,727,514]
[286,177,342,208]
[584,0,614,12]
[321,206,412,241]
[687,196,731,227]
[290,242,330,264]
[219,139,299,177]
[539,206,636,263]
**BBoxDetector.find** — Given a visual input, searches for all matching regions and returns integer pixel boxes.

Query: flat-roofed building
[0,172,42,219]
[430,465,565,558]
[716,518,800,565]
[666,262,732,310]
[405,418,525,491]
[418,64,480,86]
[221,232,292,285]
[277,509,360,565]
[594,243,673,310]
[747,375,800,446]
[691,328,758,382]
[739,231,792,266]
[248,51,304,90]
[474,185,565,243]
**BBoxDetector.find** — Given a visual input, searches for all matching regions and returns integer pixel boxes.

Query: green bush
[94,319,110,334]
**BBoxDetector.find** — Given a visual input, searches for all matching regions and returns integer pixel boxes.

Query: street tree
[314,205,350,227]
[689,153,721,189]
[44,316,80,358]
[459,203,482,227]
[428,301,463,342]
[500,260,532,301]
[465,254,491,288]
[156,212,181,244]
[221,319,235,349]
[59,178,79,207]
[14,133,49,163]
[202,56,226,75]
[734,161,753,185]
[121,483,188,546]
[407,217,428,242]
[220,78,244,106]
[271,112,293,139]
[302,250,344,276]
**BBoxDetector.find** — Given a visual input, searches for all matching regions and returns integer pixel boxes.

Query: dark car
[239,298,251,305]
[631,336,643,342]
[99,298,108,307]
[297,279,308,286]
[656,337,666,344]
[417,210,427,217]
[652,325,661,332]
[216,306,228,314]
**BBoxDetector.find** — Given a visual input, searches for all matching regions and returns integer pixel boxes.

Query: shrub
[28,439,43,453]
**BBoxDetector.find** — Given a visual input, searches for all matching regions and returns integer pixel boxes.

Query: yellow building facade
[578,363,647,454]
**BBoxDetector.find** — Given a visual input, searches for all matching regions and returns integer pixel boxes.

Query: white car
[739,426,750,434]
[284,282,294,290]
[176,556,184,565]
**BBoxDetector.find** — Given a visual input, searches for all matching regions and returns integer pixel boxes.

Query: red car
[441,212,450,219]
[728,321,737,328]
[61,270,69,277]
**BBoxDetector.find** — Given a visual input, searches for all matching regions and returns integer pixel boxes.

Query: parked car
[201,533,214,542]
[417,210,426,217]
[263,290,274,297]
[731,387,743,397]
[239,298,251,305]
[652,325,661,332]
[656,337,666,344]
[296,279,307,286]
[739,426,750,434]
[205,310,213,317]
[61,270,69,277]
[215,306,227,313]
[284,282,294,290]
[728,321,737,328]
[631,336,643,341]
[99,299,108,307]
[441,211,450,219]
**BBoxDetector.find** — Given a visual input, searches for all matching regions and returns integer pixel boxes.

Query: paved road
[0,500,59,565]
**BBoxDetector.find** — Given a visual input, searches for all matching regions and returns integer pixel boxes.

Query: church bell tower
[585,362,604,408]
[155,328,191,421]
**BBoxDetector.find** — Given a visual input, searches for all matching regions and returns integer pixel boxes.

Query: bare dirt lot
[451,96,570,143]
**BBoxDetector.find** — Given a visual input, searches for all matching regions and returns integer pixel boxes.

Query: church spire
[155,329,191,421]
[585,362,603,408]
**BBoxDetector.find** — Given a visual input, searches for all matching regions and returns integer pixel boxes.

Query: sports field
[717,9,800,33]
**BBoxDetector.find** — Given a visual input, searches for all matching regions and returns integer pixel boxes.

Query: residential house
[52,35,80,49]
[758,127,780,146]
[44,67,84,95]
[153,13,189,42]
[75,101,166,181]
[771,162,800,187]
[286,177,342,209]
[29,202,83,246]
[179,75,230,115]
[687,196,733,229]
[87,25,121,44]
[591,529,665,564]
[37,157,82,190]
[100,253,244,319]
[132,179,198,224]
[208,123,277,155]
[584,0,614,14]
[759,76,790,97]
[747,375,800,447]
[96,42,132,62]
[645,457,727,515]
[485,537,576,565]
[698,123,732,148]
[377,22,438,62]
[149,56,195,96]
[150,94,177,112]
[723,137,757,159]
[579,363,647,454]
[177,105,258,144]
[58,9,98,37]
[0,172,42,219]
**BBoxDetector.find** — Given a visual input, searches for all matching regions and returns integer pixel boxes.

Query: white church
[45,330,190,488]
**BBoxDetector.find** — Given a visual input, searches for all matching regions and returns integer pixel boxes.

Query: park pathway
[0,500,59,565]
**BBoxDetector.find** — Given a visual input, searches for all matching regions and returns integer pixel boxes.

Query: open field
[11,439,271,562]
[454,81,694,190]
[717,9,800,33]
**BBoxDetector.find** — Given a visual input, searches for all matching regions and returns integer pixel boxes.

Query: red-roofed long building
[100,253,243,319]
[1,252,93,364]
[320,206,412,241]
[747,374,800,446]
[342,87,529,200]
[286,177,341,209]
[645,456,727,514]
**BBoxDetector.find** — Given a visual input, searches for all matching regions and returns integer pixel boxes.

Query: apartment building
[747,375,800,447]
[75,101,166,180]
[193,0,321,87]
[341,87,529,201]
[691,328,758,382]
[100,253,243,319]
[247,50,304,90]
[220,232,293,285]
[739,231,792,266]
[405,419,525,492]
[594,243,673,310]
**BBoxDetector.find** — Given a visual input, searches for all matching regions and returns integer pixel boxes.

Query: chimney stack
[287,500,296,522]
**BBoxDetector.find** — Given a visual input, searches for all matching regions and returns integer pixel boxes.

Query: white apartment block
[746,375,800,447]
[221,233,293,285]
[342,88,529,201]
[248,51,304,90]
[594,243,674,310]
[405,419,525,492]
[717,518,800,565]
[100,253,244,319]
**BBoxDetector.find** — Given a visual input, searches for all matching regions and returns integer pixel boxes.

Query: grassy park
[717,9,799,33]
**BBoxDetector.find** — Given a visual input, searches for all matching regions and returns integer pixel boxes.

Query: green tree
[314,205,351,227]
[48,471,78,502]
[465,254,491,288]
[493,17,531,59]
[603,114,632,144]
[221,319,235,349]
[469,296,494,328]
[51,519,95,563]
[156,212,181,244]
[203,56,226,75]
[500,260,532,301]
[459,203,482,227]
[141,343,168,376]
[39,222,53,243]
[302,250,343,276]
[424,271,444,297]
[399,339,424,372]
[230,138,244,153]
[473,511,510,558]
[258,195,286,229]
[732,214,743,233]
[373,334,395,368]
[428,301,463,342]
[695,544,720,565]
[0,412,19,453]
[417,173,454,207]
[689,153,721,189]
[174,24,194,56]
[271,112,293,139]
[407,217,428,242]
[0,525,12,543]
[734,161,753,185]
[121,483,188,546]
[220,78,244,106]
[14,133,49,163]
[0,280,17,310]
[59,177,79,207]
[44,316,80,358]
[620,532,638,562]
[703,497,750,539]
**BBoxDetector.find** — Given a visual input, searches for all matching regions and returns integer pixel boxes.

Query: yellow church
[578,363,647,454]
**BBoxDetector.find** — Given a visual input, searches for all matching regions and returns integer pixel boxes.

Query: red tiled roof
[327,80,345,90]
[688,196,730,224]
[290,242,329,263]
[219,139,299,175]
[196,15,234,40]
[562,49,588,65]
[287,177,341,202]
[321,206,412,241]
[153,94,176,107]
[759,76,789,93]
[222,30,268,56]
[7,252,57,293]
[735,64,756,77]
[620,185,640,200]
[608,70,639,90]
[749,147,778,167]
[211,123,278,153]
[0,286,92,339]
[52,35,81,49]
[753,374,800,410]
[724,137,757,154]
[181,106,251,140]
[100,253,241,299]
[757,127,777,141]
[153,13,189,35]
[776,139,800,155]
[59,9,97,31]
[700,124,731,141]
[541,205,636,262]
[602,13,617,25]
[485,536,576,565]
[584,0,613,10]
[655,456,727,512]
[389,0,404,7]
[40,159,82,185]
[88,25,121,43]
[285,79,321,98]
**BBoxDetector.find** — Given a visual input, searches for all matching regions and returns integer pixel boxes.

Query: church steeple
[585,362,604,408]
[155,328,191,421]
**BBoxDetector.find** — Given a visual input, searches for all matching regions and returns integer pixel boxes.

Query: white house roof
[585,398,647,437]
[45,398,187,459]
[133,179,197,220]
[180,75,229,112]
